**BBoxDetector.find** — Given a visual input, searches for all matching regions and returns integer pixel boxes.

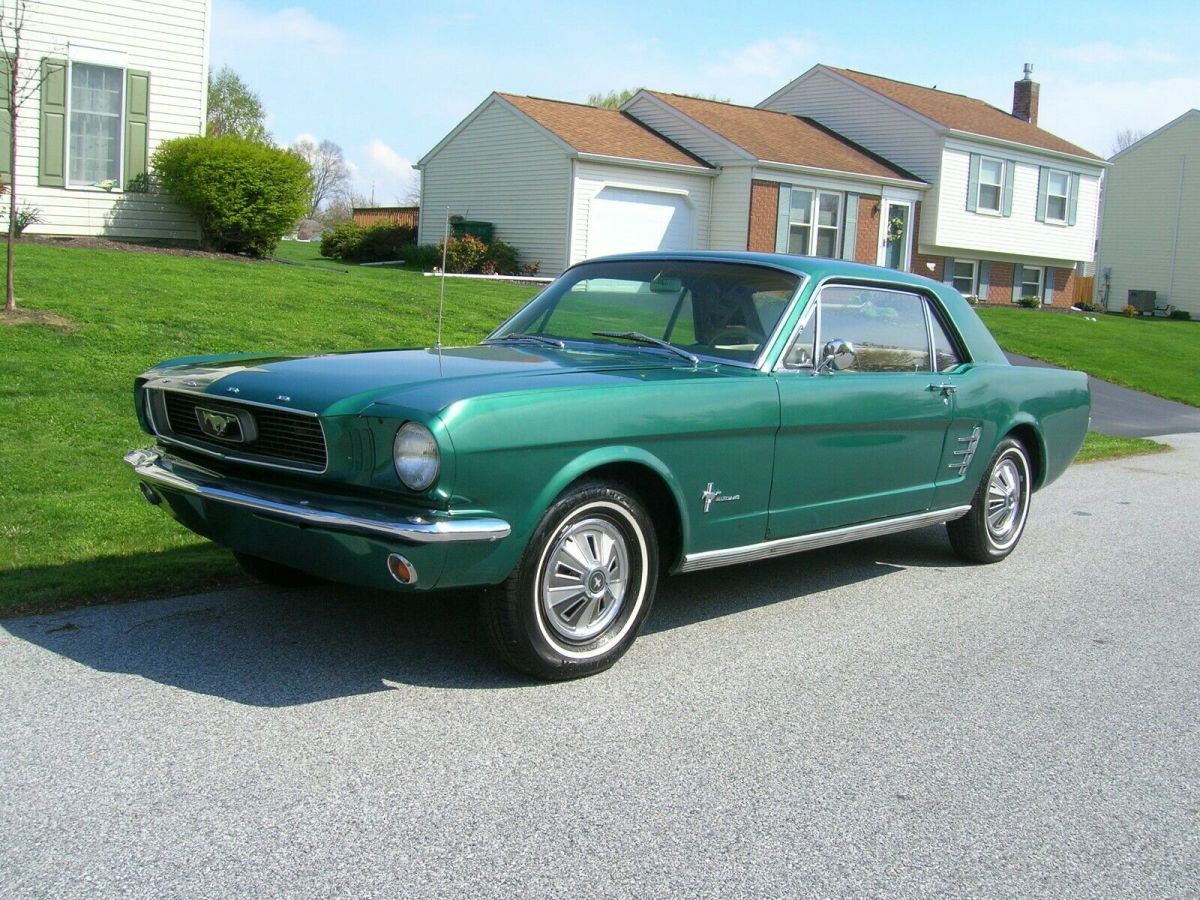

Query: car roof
[571,250,944,291]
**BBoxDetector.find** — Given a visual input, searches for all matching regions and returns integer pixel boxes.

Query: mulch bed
[22,235,262,263]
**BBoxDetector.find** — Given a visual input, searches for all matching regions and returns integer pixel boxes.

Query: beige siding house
[419,64,1105,299]
[3,0,210,241]
[1095,109,1199,317]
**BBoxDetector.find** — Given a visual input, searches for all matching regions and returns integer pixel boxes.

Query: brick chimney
[1012,63,1039,126]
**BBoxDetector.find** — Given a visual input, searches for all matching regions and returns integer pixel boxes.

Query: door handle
[928,382,957,398]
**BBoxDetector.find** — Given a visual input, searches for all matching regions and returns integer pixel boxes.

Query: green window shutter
[1001,160,1015,217]
[943,256,956,286]
[774,184,791,253]
[123,69,150,189]
[1035,166,1049,222]
[38,57,68,187]
[1012,264,1024,302]
[1044,266,1055,304]
[0,60,12,177]
[966,153,980,212]
[841,192,858,260]
[978,261,991,299]
[1067,173,1080,226]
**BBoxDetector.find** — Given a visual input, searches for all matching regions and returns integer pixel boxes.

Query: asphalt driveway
[2,435,1197,897]
[1007,353,1200,437]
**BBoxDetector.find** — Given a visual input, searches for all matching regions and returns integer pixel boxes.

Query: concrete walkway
[1006,353,1200,437]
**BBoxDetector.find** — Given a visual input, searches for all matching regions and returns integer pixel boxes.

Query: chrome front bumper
[123,448,511,544]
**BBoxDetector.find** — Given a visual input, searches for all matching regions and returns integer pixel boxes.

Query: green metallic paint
[129,252,1090,595]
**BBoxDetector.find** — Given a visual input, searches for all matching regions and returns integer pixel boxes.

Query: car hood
[141,344,731,416]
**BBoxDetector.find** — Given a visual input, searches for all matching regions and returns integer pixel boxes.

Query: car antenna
[435,208,451,351]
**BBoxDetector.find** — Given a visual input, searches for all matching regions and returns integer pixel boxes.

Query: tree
[206,66,270,143]
[316,190,371,230]
[290,137,350,217]
[0,0,54,313]
[1111,127,1147,156]
[587,87,732,109]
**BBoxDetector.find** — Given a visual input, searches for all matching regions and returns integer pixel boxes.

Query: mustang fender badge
[701,482,741,513]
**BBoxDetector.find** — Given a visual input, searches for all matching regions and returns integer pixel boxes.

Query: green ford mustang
[126,252,1089,679]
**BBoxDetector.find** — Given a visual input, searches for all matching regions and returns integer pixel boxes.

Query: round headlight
[393,422,440,491]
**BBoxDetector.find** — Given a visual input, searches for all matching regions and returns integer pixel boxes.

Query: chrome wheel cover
[986,455,1025,546]
[540,516,629,643]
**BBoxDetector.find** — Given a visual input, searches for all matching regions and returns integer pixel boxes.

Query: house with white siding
[2,0,210,241]
[1094,109,1199,317]
[420,64,1106,307]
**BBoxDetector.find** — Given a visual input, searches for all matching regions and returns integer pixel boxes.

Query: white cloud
[1058,40,1178,66]
[212,1,348,59]
[1038,75,1200,157]
[705,36,817,81]
[349,139,418,205]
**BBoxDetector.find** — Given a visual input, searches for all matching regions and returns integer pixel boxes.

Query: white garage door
[587,187,693,258]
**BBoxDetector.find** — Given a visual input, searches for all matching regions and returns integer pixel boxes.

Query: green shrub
[1017,295,1042,309]
[319,222,362,259]
[399,243,443,271]
[1169,309,1191,321]
[319,222,417,262]
[152,135,311,257]
[1074,301,1100,312]
[439,234,488,273]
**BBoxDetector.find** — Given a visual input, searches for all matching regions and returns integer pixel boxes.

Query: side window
[818,286,930,373]
[928,307,963,372]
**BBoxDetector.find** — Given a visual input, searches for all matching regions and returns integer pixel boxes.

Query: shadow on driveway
[5,526,964,705]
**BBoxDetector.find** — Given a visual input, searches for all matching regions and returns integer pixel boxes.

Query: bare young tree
[290,137,350,218]
[0,0,53,313]
[1112,127,1147,156]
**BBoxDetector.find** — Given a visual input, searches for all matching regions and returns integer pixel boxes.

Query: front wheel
[482,481,659,680]
[947,437,1032,563]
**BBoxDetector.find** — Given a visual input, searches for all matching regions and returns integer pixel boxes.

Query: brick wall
[987,262,1014,303]
[1051,267,1075,308]
[747,181,779,252]
[854,195,879,264]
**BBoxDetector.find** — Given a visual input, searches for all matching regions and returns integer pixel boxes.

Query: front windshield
[490,259,801,365]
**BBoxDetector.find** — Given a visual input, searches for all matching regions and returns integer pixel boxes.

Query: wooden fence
[1073,275,1095,305]
[352,206,420,230]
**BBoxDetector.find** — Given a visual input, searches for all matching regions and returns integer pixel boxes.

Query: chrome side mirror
[817,338,856,374]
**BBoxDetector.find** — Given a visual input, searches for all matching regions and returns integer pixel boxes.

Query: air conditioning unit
[1127,289,1157,314]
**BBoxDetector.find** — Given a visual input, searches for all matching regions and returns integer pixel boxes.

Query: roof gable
[823,67,1102,161]
[497,93,712,169]
[1110,108,1200,161]
[645,91,924,183]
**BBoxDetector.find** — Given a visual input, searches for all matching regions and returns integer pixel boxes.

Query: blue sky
[210,0,1200,204]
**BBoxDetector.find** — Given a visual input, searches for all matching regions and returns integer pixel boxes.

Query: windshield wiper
[488,332,566,349]
[592,331,699,366]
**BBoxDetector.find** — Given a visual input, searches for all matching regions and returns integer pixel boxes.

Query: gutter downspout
[1166,155,1185,307]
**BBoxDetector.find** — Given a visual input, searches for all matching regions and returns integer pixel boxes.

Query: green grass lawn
[1075,432,1169,464]
[975,306,1200,407]
[0,243,1180,617]
[0,239,538,616]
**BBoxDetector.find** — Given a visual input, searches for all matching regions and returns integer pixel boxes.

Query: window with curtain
[786,189,842,258]
[68,63,124,187]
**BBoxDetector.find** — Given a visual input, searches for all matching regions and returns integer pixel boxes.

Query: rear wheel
[482,481,658,680]
[234,552,318,587]
[947,437,1032,563]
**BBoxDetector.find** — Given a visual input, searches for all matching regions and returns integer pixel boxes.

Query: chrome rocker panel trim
[123,448,511,544]
[678,505,972,573]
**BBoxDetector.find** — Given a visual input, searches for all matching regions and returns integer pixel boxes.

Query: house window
[951,259,977,295]
[1046,170,1070,223]
[977,157,1004,213]
[1019,266,1043,302]
[68,63,124,187]
[786,189,841,258]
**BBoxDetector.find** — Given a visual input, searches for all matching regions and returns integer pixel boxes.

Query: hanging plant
[886,215,905,243]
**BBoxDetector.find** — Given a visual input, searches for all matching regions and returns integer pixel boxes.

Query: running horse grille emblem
[195,407,245,442]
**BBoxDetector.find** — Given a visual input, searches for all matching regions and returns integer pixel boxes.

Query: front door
[878,199,913,271]
[768,282,954,538]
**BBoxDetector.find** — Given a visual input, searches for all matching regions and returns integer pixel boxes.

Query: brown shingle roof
[647,92,923,182]
[826,67,1102,161]
[497,93,711,169]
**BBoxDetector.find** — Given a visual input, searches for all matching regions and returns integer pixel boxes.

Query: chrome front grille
[149,389,328,472]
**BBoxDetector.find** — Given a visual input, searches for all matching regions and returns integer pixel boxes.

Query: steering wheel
[709,324,765,347]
